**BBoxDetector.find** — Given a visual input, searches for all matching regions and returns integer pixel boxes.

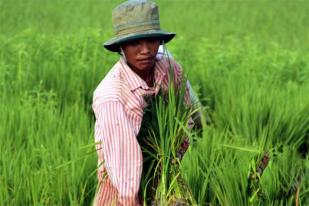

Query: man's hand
[178,137,190,160]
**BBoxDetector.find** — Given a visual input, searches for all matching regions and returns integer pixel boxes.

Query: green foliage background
[0,0,308,205]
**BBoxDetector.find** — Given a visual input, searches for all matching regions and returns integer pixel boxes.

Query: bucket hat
[104,0,175,52]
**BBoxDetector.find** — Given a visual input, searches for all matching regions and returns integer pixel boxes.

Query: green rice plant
[261,146,308,205]
[182,124,256,206]
[181,126,225,205]
[182,130,308,205]
[0,29,113,108]
[2,0,309,51]
[137,75,196,205]
[0,86,97,205]
[208,68,309,149]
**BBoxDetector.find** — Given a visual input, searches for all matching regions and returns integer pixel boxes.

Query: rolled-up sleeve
[94,101,142,206]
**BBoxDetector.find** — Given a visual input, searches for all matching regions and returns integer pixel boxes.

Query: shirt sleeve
[94,101,142,206]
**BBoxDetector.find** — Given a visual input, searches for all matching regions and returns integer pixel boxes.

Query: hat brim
[103,30,175,52]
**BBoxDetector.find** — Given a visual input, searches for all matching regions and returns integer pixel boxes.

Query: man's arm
[94,101,142,206]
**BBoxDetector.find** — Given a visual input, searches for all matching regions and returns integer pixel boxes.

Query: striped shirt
[92,56,192,206]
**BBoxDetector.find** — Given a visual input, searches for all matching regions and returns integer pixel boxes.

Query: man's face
[121,38,160,73]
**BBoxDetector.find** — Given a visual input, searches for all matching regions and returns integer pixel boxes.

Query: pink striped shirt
[92,56,191,206]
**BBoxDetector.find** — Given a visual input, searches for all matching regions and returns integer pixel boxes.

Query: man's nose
[140,41,151,53]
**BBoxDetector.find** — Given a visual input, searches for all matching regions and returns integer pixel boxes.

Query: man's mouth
[137,57,155,64]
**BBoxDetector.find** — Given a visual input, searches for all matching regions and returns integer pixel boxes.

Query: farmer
[92,0,201,205]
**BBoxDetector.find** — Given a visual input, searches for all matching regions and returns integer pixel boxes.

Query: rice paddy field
[1,0,309,205]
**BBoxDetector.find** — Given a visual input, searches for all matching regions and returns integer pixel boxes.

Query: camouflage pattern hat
[104,0,175,52]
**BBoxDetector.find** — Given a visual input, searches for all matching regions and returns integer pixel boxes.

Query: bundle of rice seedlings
[137,78,196,205]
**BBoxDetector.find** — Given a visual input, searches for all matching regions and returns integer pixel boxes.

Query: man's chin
[137,63,155,71]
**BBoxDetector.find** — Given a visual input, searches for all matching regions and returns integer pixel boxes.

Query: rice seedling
[137,72,196,205]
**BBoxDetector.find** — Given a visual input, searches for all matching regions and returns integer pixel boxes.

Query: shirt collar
[119,57,167,92]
